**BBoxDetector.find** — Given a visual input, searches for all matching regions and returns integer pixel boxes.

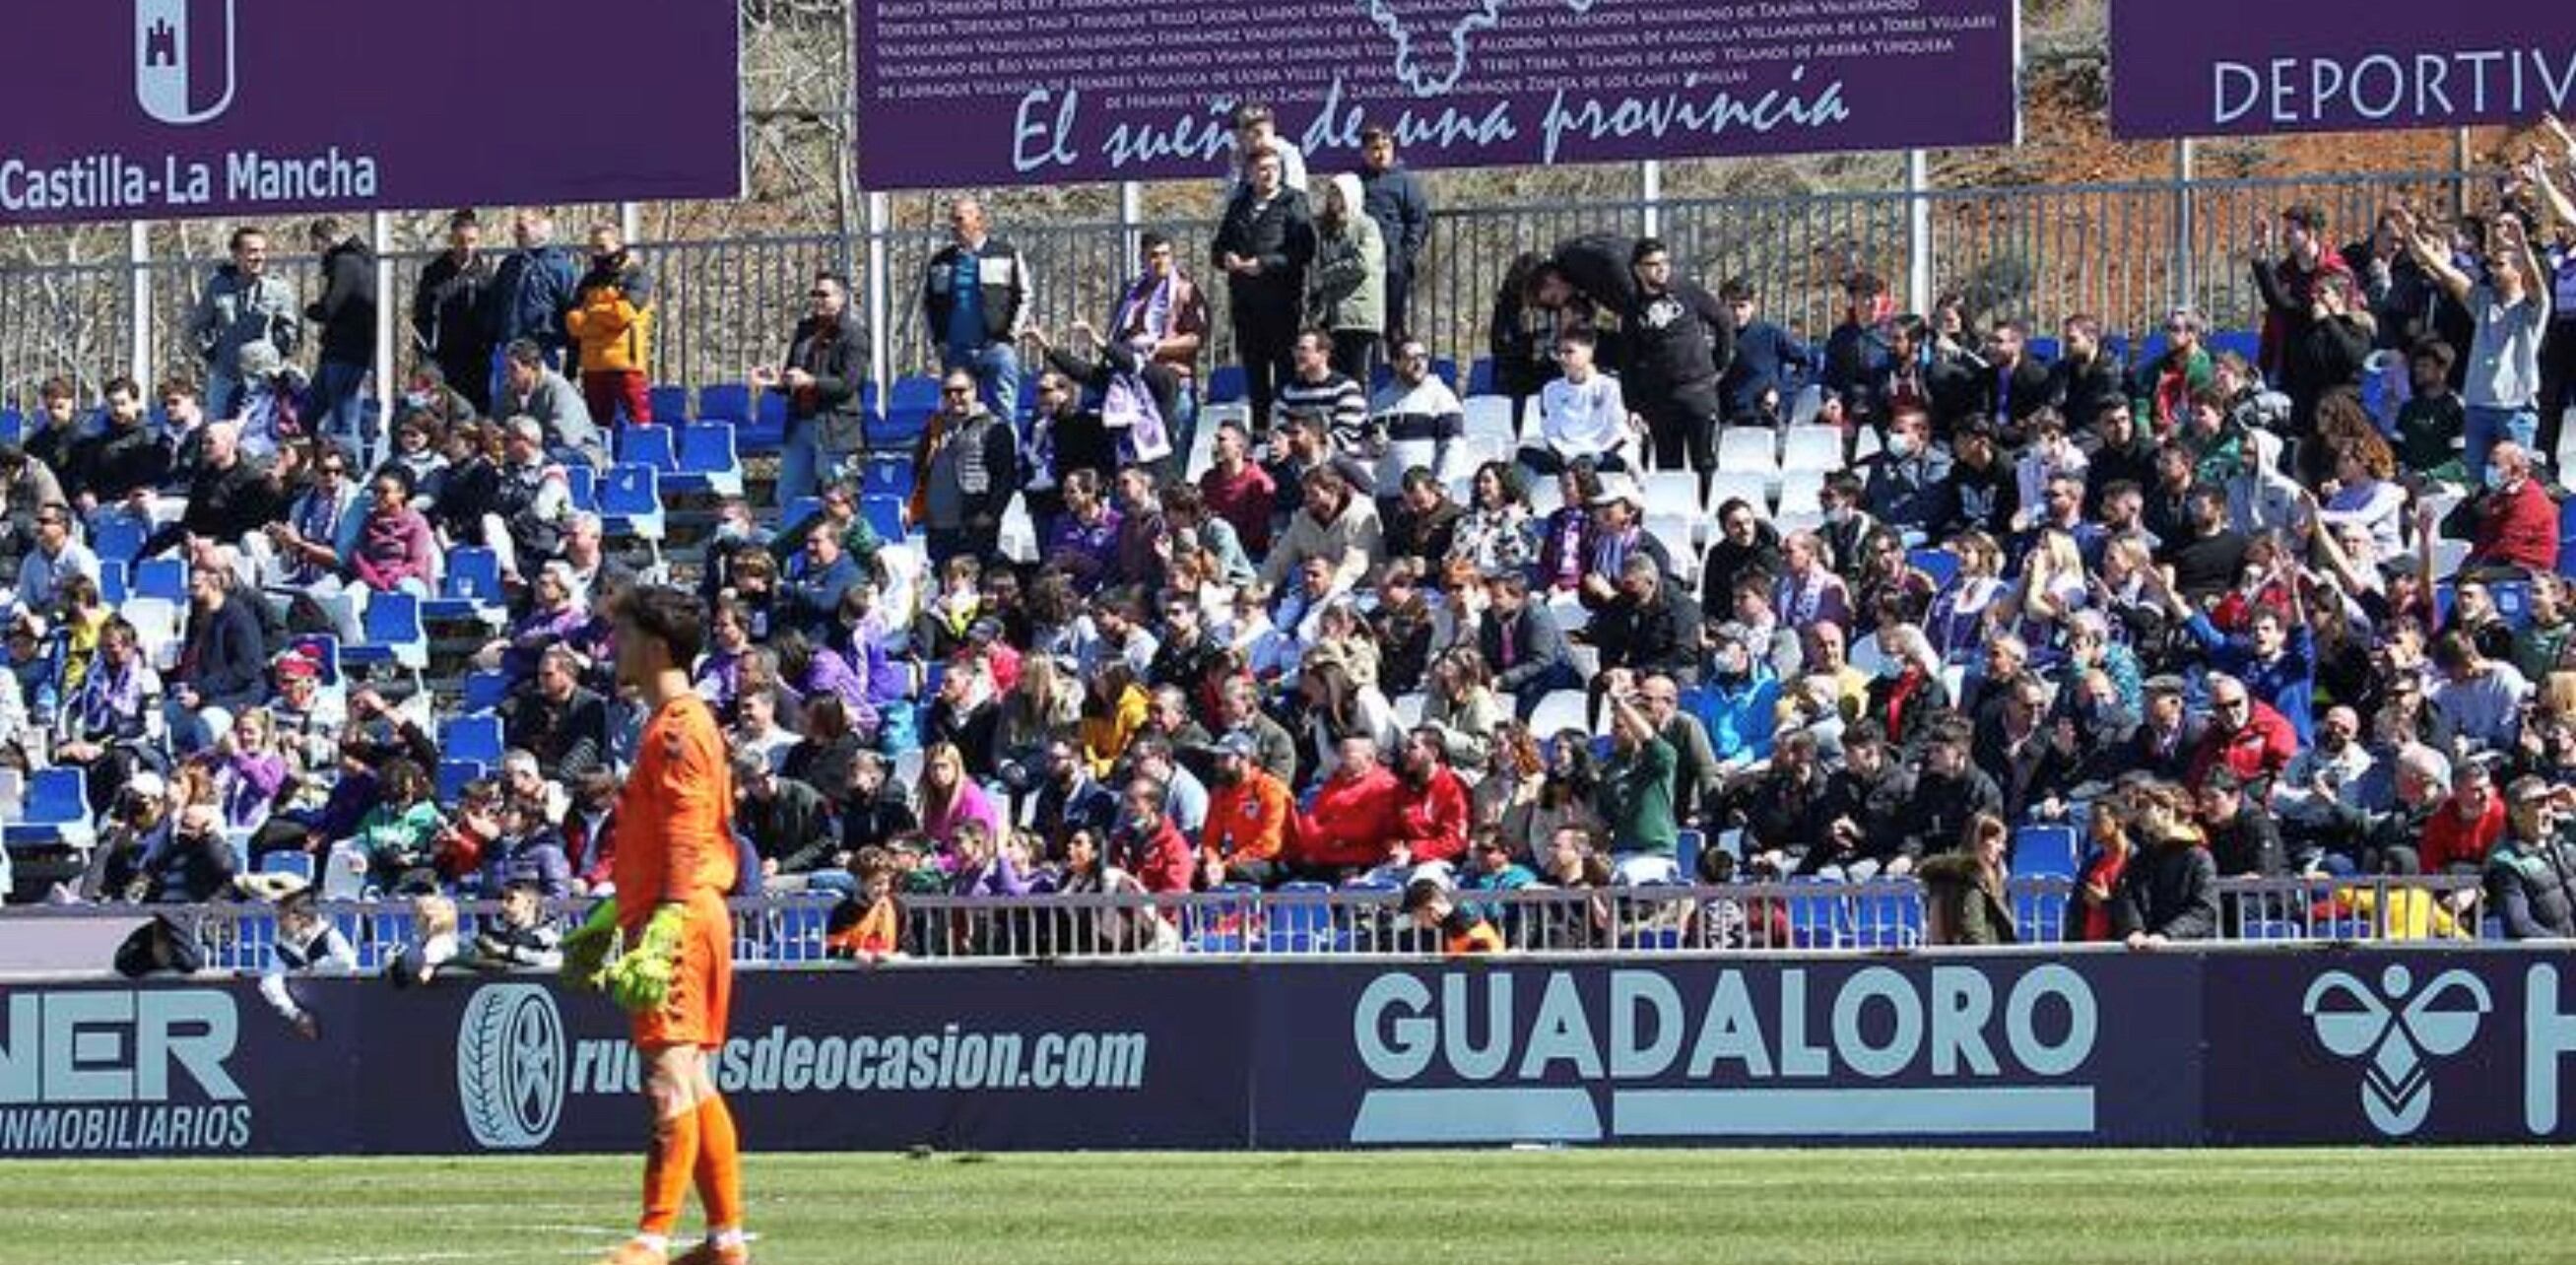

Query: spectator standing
[184,226,299,420]
[2405,207,2550,482]
[301,217,376,445]
[1306,174,1387,381]
[2487,775,2576,939]
[1620,237,1733,492]
[912,370,1019,569]
[1211,147,1315,431]
[923,199,1034,421]
[1594,672,1679,874]
[1357,127,1430,345]
[565,225,656,428]
[1223,102,1308,195]
[756,272,869,506]
[484,211,577,395]
[1106,233,1211,464]
[412,210,497,415]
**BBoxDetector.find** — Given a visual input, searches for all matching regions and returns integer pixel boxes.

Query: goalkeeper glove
[604,902,689,1015]
[560,897,622,994]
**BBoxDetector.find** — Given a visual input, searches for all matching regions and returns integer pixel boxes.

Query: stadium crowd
[25,107,2576,960]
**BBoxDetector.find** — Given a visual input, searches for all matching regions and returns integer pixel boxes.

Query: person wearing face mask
[1686,624,1778,778]
[1862,406,1953,540]
[2274,704,2378,867]
[2461,439,2559,575]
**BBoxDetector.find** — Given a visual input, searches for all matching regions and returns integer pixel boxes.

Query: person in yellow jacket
[565,224,656,427]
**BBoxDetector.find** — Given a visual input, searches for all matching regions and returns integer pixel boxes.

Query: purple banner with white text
[12,950,2576,1157]
[854,0,2020,188]
[2109,0,2576,138]
[0,0,742,225]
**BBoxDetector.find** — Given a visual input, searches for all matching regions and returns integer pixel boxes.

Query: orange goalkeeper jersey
[611,693,738,928]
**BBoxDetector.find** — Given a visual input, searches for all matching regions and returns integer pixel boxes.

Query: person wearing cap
[1572,477,1672,611]
[2119,674,2206,783]
[1402,876,1505,956]
[1201,730,1292,888]
[76,769,174,903]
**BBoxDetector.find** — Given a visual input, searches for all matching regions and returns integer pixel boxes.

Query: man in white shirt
[1524,325,1634,474]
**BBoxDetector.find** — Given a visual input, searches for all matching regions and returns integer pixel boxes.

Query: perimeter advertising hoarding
[854,0,2021,187]
[3,952,2571,1157]
[2110,0,2576,138]
[0,0,743,225]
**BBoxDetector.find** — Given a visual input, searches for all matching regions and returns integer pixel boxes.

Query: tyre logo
[457,984,566,1150]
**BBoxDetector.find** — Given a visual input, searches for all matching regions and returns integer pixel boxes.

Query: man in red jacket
[2465,440,2559,575]
[1114,778,1196,897]
[1295,734,1401,878]
[1391,727,1471,867]
[2186,673,2297,796]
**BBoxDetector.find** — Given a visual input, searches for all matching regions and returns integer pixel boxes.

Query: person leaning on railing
[2113,784,2219,950]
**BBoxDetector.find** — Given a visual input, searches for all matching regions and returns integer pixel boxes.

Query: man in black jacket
[304,217,377,442]
[67,377,169,513]
[2115,812,2221,947]
[411,210,495,414]
[756,271,870,505]
[1590,553,1702,689]
[167,559,269,756]
[732,751,839,885]
[501,645,610,784]
[1898,719,2004,863]
[1357,126,1430,345]
[2195,768,2285,879]
[1621,238,1734,490]
[922,198,1034,421]
[1969,319,2056,442]
[1211,149,1314,431]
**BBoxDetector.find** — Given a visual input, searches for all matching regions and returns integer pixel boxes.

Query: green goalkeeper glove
[604,902,689,1015]
[560,897,622,993]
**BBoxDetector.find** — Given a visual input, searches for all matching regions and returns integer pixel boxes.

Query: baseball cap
[1587,477,1644,510]
[126,770,166,801]
[2144,674,2187,698]
[2201,767,2243,796]
[1214,731,1260,760]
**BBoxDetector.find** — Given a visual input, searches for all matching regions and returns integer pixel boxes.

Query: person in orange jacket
[564,224,655,428]
[1402,877,1504,955]
[1202,731,1293,888]
[1294,732,1401,879]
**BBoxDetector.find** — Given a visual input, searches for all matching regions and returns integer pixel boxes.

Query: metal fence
[0,166,2480,412]
[22,873,2496,973]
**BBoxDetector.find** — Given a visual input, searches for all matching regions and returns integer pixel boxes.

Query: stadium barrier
[1,874,2490,972]
[0,166,2471,408]
[0,946,2566,1157]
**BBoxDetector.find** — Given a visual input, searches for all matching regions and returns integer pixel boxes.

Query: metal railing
[11,874,2495,973]
[0,166,2478,413]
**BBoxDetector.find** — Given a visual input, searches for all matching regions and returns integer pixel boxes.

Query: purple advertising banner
[854,0,2020,188]
[16,951,2576,1158]
[1250,956,2204,1148]
[2110,0,2576,139]
[0,0,742,227]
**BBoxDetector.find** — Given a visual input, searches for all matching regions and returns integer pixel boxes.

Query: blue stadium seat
[2136,332,2171,368]
[564,464,599,513]
[435,759,485,806]
[287,634,343,688]
[778,497,823,536]
[698,383,752,422]
[0,411,21,445]
[342,591,427,670]
[858,455,914,500]
[859,494,906,543]
[889,375,941,418]
[599,463,666,540]
[1207,365,1247,405]
[2240,918,2307,942]
[1785,879,1849,949]
[93,516,147,566]
[647,384,693,422]
[442,713,503,766]
[259,851,314,883]
[772,903,829,963]
[135,557,186,603]
[868,407,920,451]
[2492,579,2535,631]
[4,766,88,848]
[2209,329,2262,366]
[2014,826,2081,880]
[2025,336,2060,364]
[617,424,678,472]
[742,388,789,453]
[1467,357,1496,396]
[1675,828,1704,880]
[98,561,129,606]
[461,669,509,714]
[1910,547,1959,589]
[671,422,744,497]
[425,547,506,625]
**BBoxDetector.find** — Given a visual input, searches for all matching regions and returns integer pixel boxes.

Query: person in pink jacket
[351,466,437,593]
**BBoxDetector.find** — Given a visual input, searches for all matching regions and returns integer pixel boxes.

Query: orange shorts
[628,894,734,1051]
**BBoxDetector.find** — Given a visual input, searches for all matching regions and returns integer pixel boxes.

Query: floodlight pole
[1120,180,1143,265]
[369,209,394,469]
[1905,149,1933,315]
[125,223,152,389]
[1641,160,1663,238]
[2173,138,2196,312]
[866,189,892,392]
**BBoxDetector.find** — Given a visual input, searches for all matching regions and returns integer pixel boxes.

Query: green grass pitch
[7,1148,2575,1264]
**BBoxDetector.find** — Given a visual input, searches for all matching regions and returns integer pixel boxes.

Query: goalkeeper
[564,585,750,1265]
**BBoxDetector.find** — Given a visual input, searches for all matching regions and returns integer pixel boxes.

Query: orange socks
[640,1105,703,1238]
[694,1095,745,1232]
